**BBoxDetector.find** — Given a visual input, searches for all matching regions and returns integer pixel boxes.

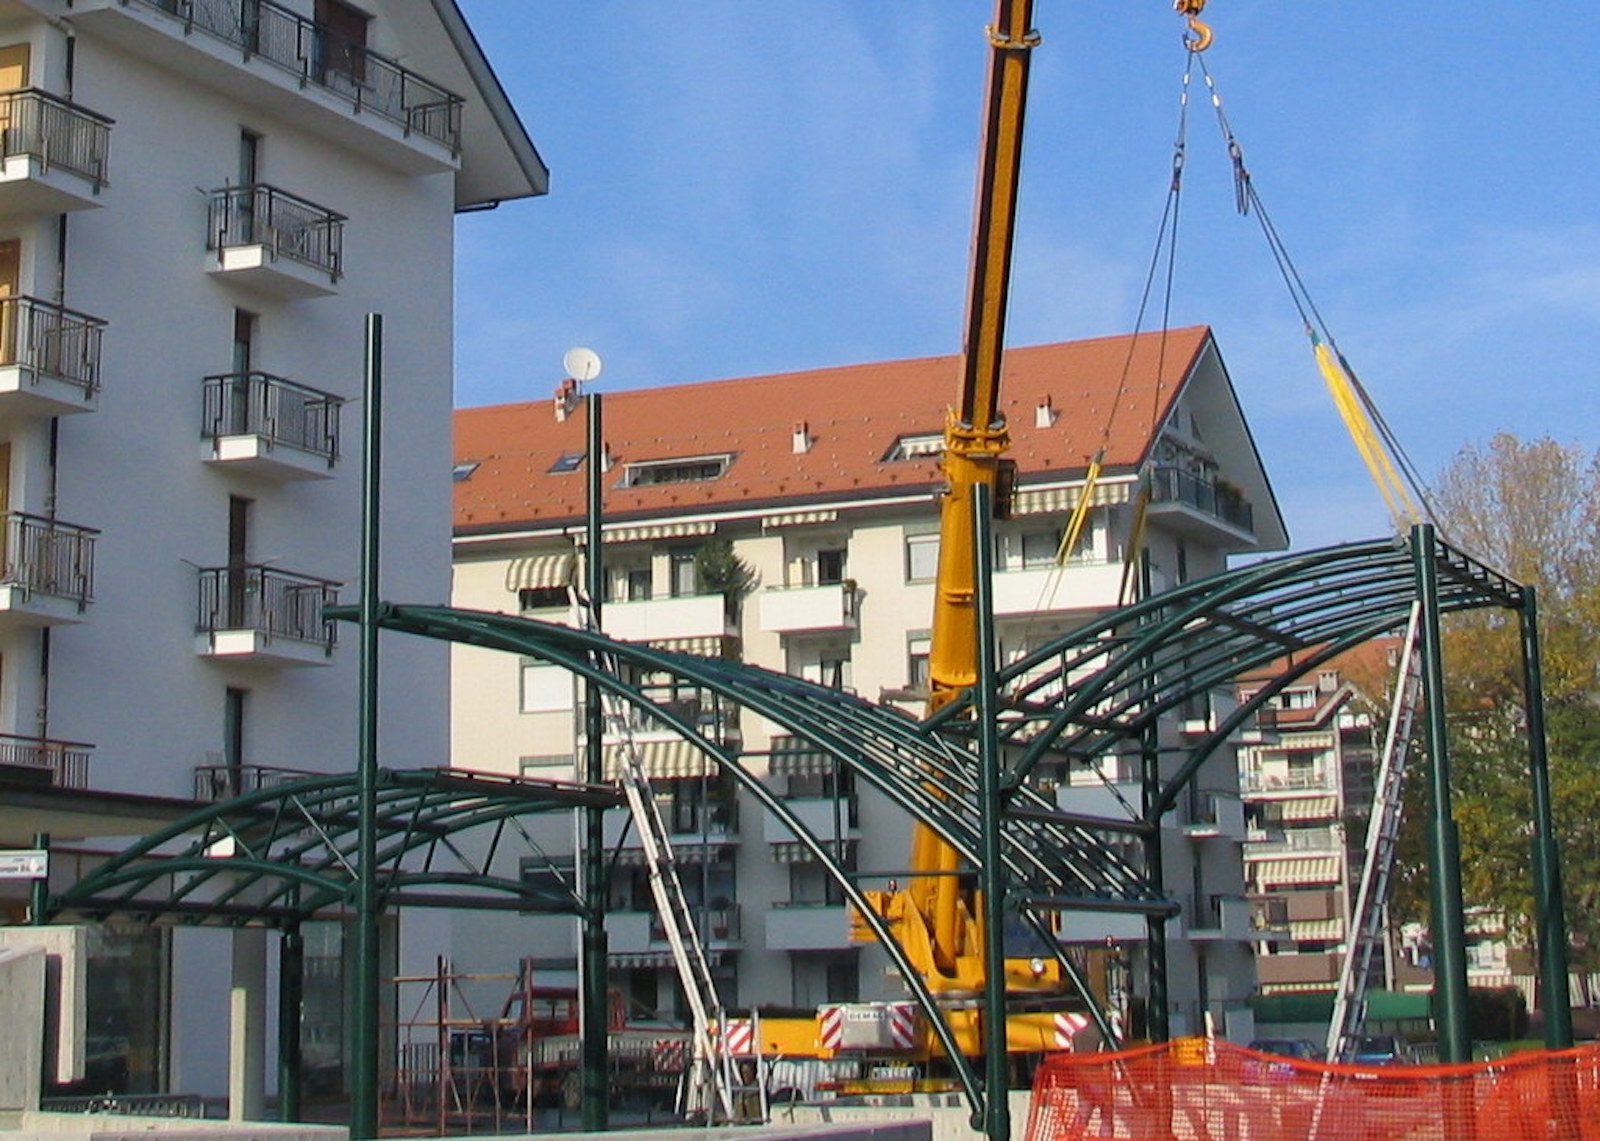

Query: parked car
[1353,1034,1411,1065]
[1250,1038,1321,1061]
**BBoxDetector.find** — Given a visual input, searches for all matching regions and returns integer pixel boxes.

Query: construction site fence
[1026,1038,1600,1141]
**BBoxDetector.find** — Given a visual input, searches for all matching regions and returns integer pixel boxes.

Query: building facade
[0,0,543,1104]
[450,327,1287,1041]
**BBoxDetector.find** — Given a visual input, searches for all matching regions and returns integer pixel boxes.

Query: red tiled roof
[454,327,1211,534]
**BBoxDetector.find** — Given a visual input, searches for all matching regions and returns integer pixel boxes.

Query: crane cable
[1188,51,1439,530]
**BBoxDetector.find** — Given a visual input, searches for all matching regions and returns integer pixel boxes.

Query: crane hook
[1173,0,1212,52]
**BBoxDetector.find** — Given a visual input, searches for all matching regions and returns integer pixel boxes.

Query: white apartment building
[450,327,1287,1041]
[0,0,543,1105]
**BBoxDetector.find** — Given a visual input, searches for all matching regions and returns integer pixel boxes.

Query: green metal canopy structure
[45,767,621,924]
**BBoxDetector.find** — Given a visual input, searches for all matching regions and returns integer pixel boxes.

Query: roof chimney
[1034,396,1058,429]
[554,377,580,422]
[792,421,813,454]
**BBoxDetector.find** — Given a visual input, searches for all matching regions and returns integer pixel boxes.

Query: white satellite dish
[563,346,602,383]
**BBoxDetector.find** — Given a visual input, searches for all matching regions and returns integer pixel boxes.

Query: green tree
[693,538,758,622]
[1390,434,1600,975]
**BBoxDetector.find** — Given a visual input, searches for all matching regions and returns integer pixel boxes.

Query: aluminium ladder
[1326,603,1425,1062]
[575,591,746,1122]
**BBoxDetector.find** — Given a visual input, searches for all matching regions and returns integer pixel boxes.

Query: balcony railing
[1149,466,1253,533]
[207,184,344,279]
[1,512,97,606]
[0,89,113,189]
[0,296,107,394]
[1239,767,1336,794]
[196,564,338,649]
[193,761,316,801]
[1248,826,1342,855]
[202,372,342,462]
[132,0,463,151]
[650,904,740,944]
[0,732,92,788]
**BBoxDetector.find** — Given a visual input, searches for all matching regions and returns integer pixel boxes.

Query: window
[519,661,569,713]
[882,432,943,462]
[548,452,585,474]
[1020,528,1060,569]
[817,548,847,585]
[825,960,859,1003]
[452,461,479,482]
[907,634,931,692]
[223,686,247,795]
[905,532,939,582]
[519,754,574,779]
[627,567,652,601]
[518,857,574,906]
[670,549,698,597]
[314,0,368,85]
[517,586,567,611]
[621,454,731,488]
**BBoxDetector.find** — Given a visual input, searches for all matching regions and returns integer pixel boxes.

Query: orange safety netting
[1026,1038,1600,1140]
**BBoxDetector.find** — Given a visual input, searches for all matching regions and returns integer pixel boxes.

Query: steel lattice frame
[46,768,621,924]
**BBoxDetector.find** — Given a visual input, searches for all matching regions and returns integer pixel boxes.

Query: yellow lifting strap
[1056,449,1104,565]
[1311,333,1422,529]
[1117,481,1152,607]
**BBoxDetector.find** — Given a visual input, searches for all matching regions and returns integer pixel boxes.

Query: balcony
[1146,466,1254,544]
[206,185,344,297]
[201,372,342,479]
[1245,825,1343,856]
[1256,952,1342,988]
[0,89,112,213]
[1239,767,1338,796]
[766,903,854,952]
[1184,893,1253,942]
[757,580,859,635]
[990,561,1124,617]
[1056,910,1153,944]
[70,0,463,173]
[1183,790,1247,841]
[603,592,735,646]
[193,761,316,801]
[606,905,743,958]
[0,297,107,417]
[762,796,860,846]
[195,563,338,666]
[0,513,97,626]
[0,733,93,789]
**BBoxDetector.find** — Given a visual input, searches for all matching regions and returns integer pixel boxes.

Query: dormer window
[882,432,944,462]
[620,453,731,488]
[548,452,585,474]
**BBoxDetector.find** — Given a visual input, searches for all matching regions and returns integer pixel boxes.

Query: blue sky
[452,2,1598,551]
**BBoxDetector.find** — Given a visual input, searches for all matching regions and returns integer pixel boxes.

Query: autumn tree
[1389,434,1600,973]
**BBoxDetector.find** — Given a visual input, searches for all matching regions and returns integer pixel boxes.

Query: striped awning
[604,739,717,781]
[1012,480,1132,517]
[761,509,839,529]
[1290,917,1345,941]
[1253,856,1339,885]
[650,635,730,657]
[505,552,575,591]
[768,748,836,777]
[1280,795,1338,821]
[613,842,731,868]
[576,520,716,545]
[610,950,728,969]
[770,839,858,864]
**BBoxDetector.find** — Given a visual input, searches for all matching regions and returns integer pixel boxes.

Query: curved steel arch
[47,767,620,925]
[927,533,1524,822]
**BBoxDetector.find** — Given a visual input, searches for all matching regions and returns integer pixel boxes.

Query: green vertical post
[971,484,1010,1141]
[1142,729,1169,1043]
[29,832,48,923]
[1411,523,1471,1064]
[350,313,383,1138]
[580,392,609,1131]
[1520,589,1573,1048]
[278,925,304,1123]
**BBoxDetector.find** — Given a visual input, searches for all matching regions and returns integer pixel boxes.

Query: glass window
[907,634,931,691]
[670,549,698,597]
[817,547,847,585]
[627,567,652,601]
[905,532,939,582]
[1021,528,1061,568]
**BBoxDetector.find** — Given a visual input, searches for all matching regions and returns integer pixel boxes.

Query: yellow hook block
[1173,0,1212,51]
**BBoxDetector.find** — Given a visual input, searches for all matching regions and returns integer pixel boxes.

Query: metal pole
[351,312,383,1138]
[1411,523,1471,1063]
[580,392,610,1131]
[278,925,303,1123]
[29,832,48,923]
[1136,548,1170,1043]
[1520,588,1573,1048]
[971,484,1009,1141]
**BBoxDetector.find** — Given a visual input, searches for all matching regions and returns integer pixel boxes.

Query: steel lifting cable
[1189,52,1440,529]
